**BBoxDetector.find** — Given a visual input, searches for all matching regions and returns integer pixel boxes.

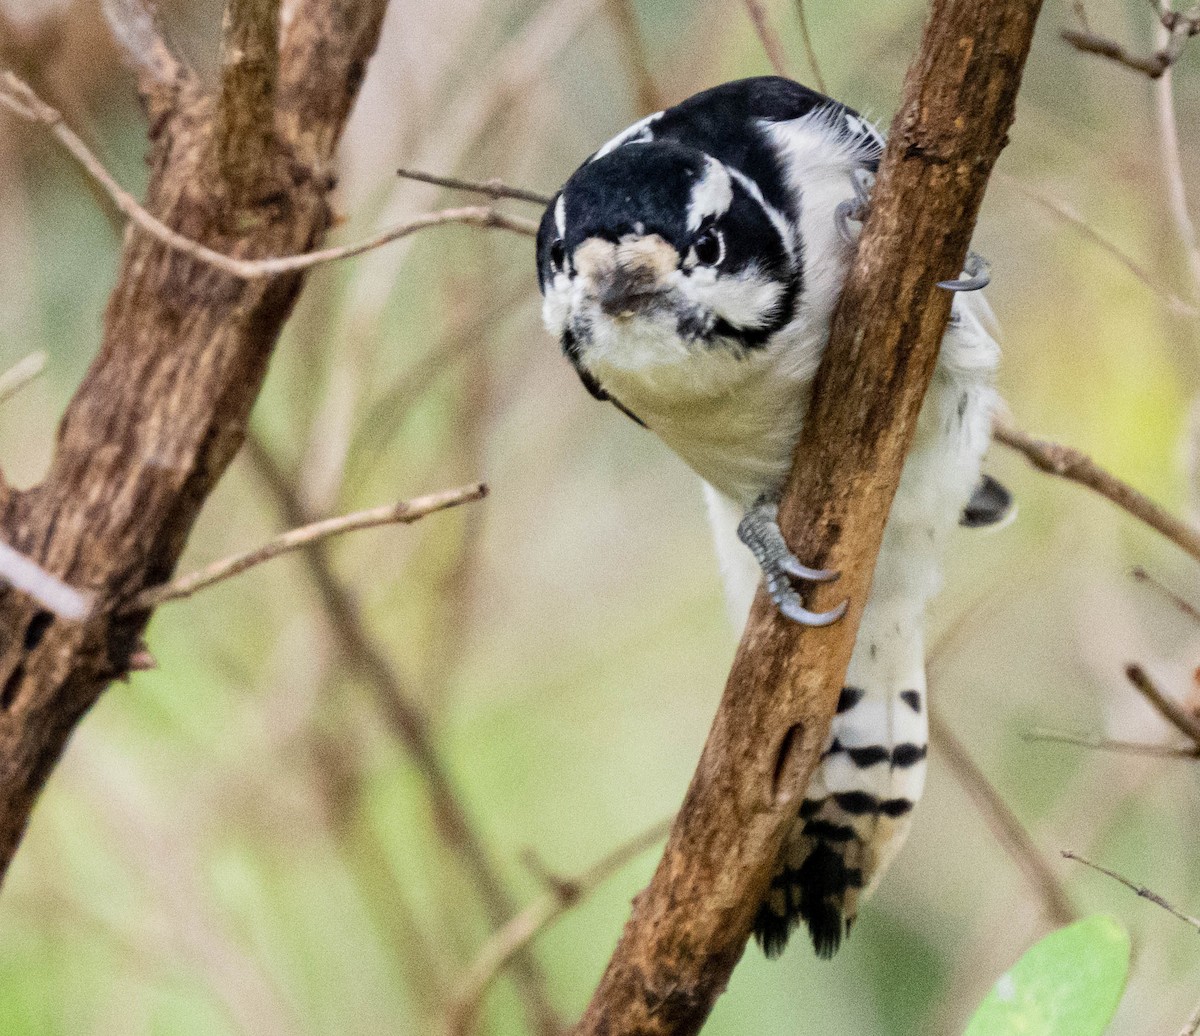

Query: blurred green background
[2,0,1199,1032]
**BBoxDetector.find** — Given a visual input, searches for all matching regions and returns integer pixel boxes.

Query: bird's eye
[692,227,724,267]
[549,239,567,274]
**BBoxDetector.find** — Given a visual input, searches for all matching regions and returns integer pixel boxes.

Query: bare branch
[129,483,487,610]
[1155,20,1200,300]
[217,0,282,202]
[997,173,1200,318]
[1131,566,1200,624]
[1061,27,1176,77]
[741,0,790,77]
[0,73,535,283]
[994,418,1200,565]
[1062,851,1200,932]
[1179,996,1200,1036]
[101,0,189,96]
[0,353,46,407]
[1027,728,1200,758]
[603,0,662,115]
[0,540,94,621]
[447,818,672,1036]
[241,436,562,1036]
[1125,663,1200,747]
[793,0,828,93]
[572,1,1043,1029]
[929,705,1077,927]
[396,168,553,206]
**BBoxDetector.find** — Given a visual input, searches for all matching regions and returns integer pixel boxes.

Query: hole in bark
[771,722,807,806]
[1,665,24,711]
[23,611,53,651]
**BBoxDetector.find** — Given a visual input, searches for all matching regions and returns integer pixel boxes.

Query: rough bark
[571,0,1044,1032]
[0,0,389,881]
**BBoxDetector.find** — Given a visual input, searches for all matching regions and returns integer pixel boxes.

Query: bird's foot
[938,251,990,292]
[834,168,875,246]
[737,499,848,627]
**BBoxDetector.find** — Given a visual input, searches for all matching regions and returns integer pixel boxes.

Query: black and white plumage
[536,78,1007,957]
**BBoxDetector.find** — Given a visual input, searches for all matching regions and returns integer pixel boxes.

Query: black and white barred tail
[754,599,929,958]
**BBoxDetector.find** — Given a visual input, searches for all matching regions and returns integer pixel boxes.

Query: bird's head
[537,140,800,376]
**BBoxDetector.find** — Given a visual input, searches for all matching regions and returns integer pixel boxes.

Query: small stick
[1131,566,1200,624]
[396,167,553,207]
[1179,996,1200,1036]
[0,72,535,282]
[0,353,47,407]
[130,483,487,610]
[993,419,1200,565]
[1028,727,1200,758]
[1125,663,1200,747]
[446,817,672,1036]
[0,540,94,621]
[794,0,828,93]
[741,0,790,77]
[1062,850,1200,932]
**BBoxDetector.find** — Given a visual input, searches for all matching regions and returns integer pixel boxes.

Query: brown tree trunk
[0,0,388,882]
[571,0,1044,1032]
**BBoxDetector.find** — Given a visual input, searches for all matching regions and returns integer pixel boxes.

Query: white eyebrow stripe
[591,110,664,161]
[686,158,734,231]
[726,166,795,258]
[554,194,567,236]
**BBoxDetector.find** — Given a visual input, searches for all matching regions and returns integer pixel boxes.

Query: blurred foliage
[963,916,1131,1036]
[1,0,1200,1033]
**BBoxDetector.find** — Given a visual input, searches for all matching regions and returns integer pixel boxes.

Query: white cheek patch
[591,111,664,161]
[675,266,786,329]
[686,159,734,232]
[541,277,572,334]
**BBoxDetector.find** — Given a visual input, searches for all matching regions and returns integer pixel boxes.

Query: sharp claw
[938,252,990,292]
[835,200,859,247]
[779,557,840,583]
[777,594,849,628]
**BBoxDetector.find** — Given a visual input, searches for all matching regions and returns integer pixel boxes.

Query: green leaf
[963,915,1131,1036]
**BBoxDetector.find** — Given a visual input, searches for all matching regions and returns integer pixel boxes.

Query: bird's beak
[575,235,677,319]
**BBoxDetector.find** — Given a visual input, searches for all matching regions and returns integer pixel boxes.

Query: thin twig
[1028,727,1200,758]
[603,0,662,115]
[741,0,790,76]
[1061,27,1177,77]
[1155,17,1200,301]
[929,705,1077,926]
[996,174,1200,318]
[1180,996,1200,1036]
[101,0,188,89]
[1125,663,1200,747]
[1062,851,1200,932]
[0,540,94,621]
[396,168,552,206]
[0,73,535,282]
[994,418,1200,564]
[128,483,487,610]
[1131,566,1200,624]
[793,0,828,93]
[0,353,46,407]
[241,436,561,1036]
[446,818,672,1036]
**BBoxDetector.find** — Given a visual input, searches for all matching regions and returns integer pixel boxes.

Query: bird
[534,76,1010,959]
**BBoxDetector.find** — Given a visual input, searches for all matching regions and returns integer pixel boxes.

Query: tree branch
[241,436,562,1036]
[447,818,672,1036]
[0,0,391,891]
[1124,663,1200,748]
[129,483,486,610]
[1027,728,1200,758]
[396,168,553,206]
[217,0,282,204]
[0,74,535,280]
[793,0,828,93]
[1062,850,1200,932]
[993,418,1200,564]
[0,353,46,408]
[741,0,790,77]
[570,1,1043,1031]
